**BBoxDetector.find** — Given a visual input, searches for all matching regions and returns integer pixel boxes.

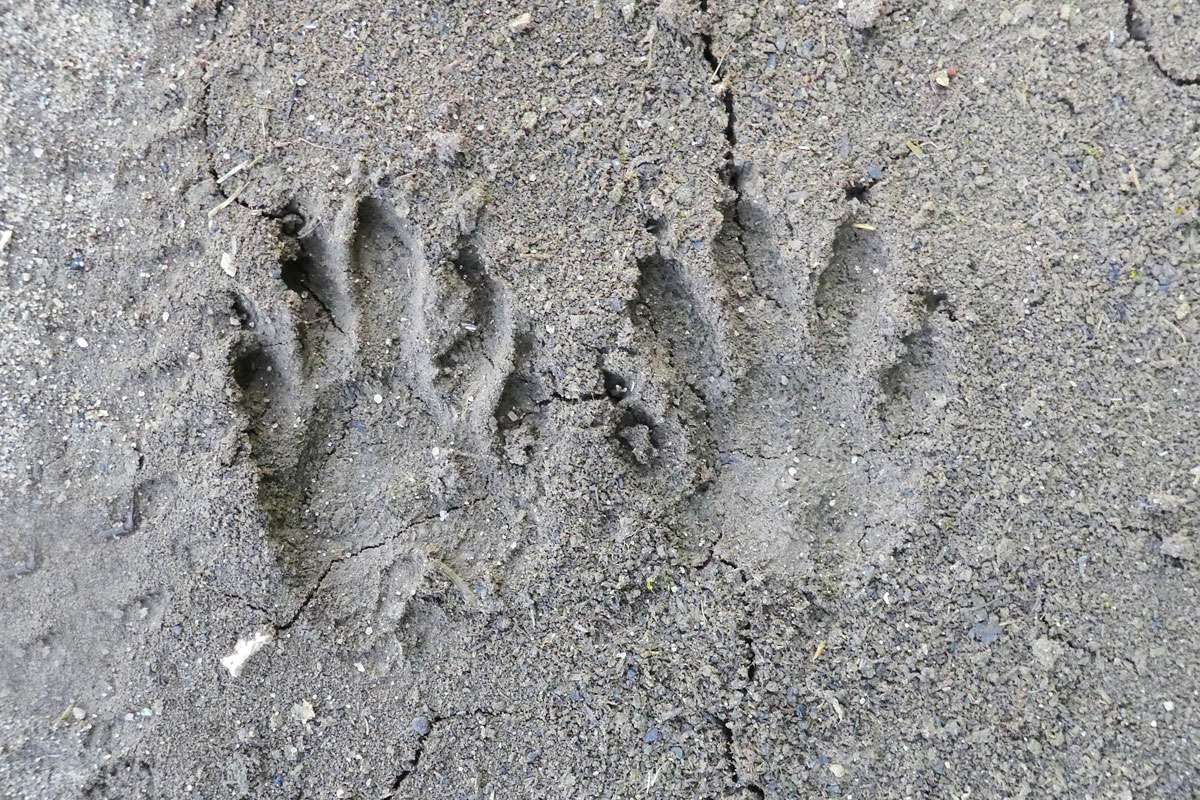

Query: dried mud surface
[1,1,1198,798]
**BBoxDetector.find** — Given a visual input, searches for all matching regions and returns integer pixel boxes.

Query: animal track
[349,197,423,361]
[492,327,550,466]
[411,233,513,434]
[230,190,513,599]
[657,205,954,574]
[877,291,952,434]
[430,238,495,388]
[612,247,731,485]
[811,218,887,363]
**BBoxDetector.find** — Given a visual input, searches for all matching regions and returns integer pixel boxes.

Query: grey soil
[1,0,1198,798]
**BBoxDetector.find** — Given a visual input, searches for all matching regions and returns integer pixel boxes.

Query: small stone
[71,706,87,721]
[970,618,1003,645]
[620,2,636,23]
[1161,533,1194,561]
[75,337,89,349]
[830,763,846,779]
[643,727,661,744]
[291,699,315,724]
[412,716,431,736]
[430,131,464,166]
[220,252,236,277]
[373,393,383,404]
[845,0,884,29]
[1176,301,1191,320]
[1032,636,1064,670]
[1163,700,1175,712]
[221,629,273,677]
[508,12,532,34]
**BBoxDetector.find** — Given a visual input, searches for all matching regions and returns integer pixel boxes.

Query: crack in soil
[698,4,785,317]
[1124,0,1199,87]
[695,549,764,797]
[385,708,501,797]
[271,496,484,631]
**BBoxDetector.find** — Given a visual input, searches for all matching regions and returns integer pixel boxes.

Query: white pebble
[508,11,533,33]
[220,629,274,678]
[75,337,88,349]
[373,394,383,404]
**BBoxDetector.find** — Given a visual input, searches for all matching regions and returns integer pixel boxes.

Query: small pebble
[508,12,532,34]
[373,393,383,404]
[75,337,89,349]
[412,716,431,736]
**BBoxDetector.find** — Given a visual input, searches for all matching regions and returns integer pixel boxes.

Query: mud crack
[385,708,501,797]
[696,553,764,797]
[1125,0,1199,87]
[698,5,787,315]
[272,497,484,631]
